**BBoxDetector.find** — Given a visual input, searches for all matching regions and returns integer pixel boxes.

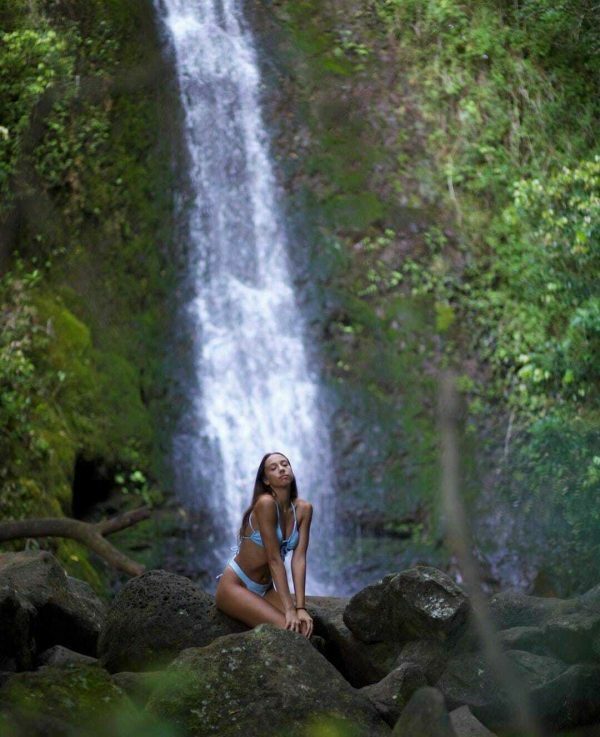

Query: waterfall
[154,0,335,593]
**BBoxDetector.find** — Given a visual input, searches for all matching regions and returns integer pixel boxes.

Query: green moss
[0,663,134,736]
[54,538,105,593]
[322,193,385,230]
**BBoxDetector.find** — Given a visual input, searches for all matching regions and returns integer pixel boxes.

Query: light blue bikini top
[240,501,299,559]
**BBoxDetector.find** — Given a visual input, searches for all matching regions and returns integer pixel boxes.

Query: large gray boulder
[359,661,427,726]
[484,590,600,665]
[0,551,105,665]
[436,649,600,731]
[529,663,600,730]
[98,569,246,672]
[543,607,600,664]
[344,567,469,645]
[392,686,457,737]
[306,595,403,687]
[436,650,566,716]
[147,624,392,736]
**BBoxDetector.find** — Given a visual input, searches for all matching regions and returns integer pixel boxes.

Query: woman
[215,451,314,638]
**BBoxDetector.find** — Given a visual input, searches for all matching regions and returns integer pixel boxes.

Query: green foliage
[0,0,177,592]
[0,260,157,522]
[0,263,53,502]
[113,467,162,507]
[270,0,599,586]
[377,0,598,205]
[0,26,75,204]
[505,414,600,595]
[369,0,599,590]
[493,157,600,407]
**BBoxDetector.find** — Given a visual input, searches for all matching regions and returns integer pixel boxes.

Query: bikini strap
[248,499,279,534]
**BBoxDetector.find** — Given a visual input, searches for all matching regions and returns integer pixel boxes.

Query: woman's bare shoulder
[253,495,277,512]
[294,498,313,515]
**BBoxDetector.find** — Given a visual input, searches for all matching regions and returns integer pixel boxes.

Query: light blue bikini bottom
[219,556,273,597]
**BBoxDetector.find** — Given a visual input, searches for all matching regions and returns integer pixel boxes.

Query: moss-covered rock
[0,663,134,737]
[98,570,246,673]
[146,623,391,737]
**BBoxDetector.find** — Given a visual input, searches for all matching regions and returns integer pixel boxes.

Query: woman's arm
[291,502,313,608]
[253,497,297,617]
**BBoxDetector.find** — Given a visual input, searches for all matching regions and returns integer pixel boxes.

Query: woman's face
[263,453,294,489]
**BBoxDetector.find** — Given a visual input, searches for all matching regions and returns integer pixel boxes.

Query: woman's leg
[263,587,285,613]
[215,567,286,629]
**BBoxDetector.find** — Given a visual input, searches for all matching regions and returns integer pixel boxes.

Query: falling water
[153,0,335,592]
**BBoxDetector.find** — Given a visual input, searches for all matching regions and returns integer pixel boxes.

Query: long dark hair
[237,451,298,540]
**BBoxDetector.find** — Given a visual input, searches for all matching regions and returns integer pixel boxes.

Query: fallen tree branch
[0,506,152,577]
[342,505,428,539]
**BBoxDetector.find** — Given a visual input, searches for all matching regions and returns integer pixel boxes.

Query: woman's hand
[284,607,302,634]
[296,608,313,638]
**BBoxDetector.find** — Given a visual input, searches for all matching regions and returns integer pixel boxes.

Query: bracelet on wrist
[296,606,307,611]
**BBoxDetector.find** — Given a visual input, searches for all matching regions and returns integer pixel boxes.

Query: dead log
[0,506,151,576]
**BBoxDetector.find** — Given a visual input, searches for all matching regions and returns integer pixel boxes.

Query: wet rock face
[98,569,246,672]
[344,567,469,644]
[0,551,105,666]
[147,624,391,737]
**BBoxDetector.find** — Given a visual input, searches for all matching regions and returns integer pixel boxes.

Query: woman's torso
[235,498,302,583]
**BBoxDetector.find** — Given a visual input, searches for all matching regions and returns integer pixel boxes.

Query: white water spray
[154,0,335,592]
